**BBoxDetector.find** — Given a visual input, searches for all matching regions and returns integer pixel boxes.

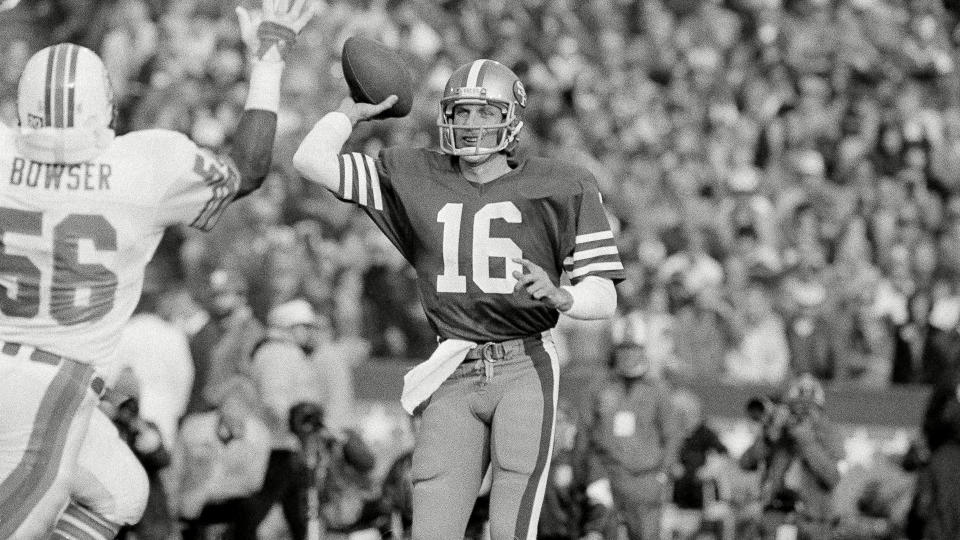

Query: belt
[1,341,107,399]
[463,341,507,362]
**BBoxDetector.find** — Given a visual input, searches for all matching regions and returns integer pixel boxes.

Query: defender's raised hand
[237,0,322,62]
[336,95,399,125]
[512,258,573,312]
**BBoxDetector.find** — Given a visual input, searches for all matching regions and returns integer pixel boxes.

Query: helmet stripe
[51,44,70,128]
[65,45,79,128]
[43,46,56,126]
[465,59,486,87]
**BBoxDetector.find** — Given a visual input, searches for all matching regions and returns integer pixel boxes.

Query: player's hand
[237,0,322,62]
[337,95,399,125]
[0,0,20,13]
[512,258,573,311]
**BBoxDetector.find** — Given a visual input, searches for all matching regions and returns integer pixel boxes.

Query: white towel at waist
[400,339,476,414]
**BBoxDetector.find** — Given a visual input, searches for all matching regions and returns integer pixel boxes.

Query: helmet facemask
[437,96,522,157]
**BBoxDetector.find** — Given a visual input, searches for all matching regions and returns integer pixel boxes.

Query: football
[341,37,414,119]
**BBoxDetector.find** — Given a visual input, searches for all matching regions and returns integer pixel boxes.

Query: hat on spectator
[268,299,317,329]
[785,373,825,408]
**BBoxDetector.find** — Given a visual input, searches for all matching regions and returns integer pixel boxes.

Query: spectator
[670,389,730,513]
[831,448,917,540]
[725,283,791,386]
[781,258,838,380]
[739,374,845,540]
[174,376,272,540]
[582,336,682,539]
[249,299,374,537]
[185,268,264,416]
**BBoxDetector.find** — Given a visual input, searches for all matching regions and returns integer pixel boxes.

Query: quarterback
[294,59,624,539]
[0,0,316,538]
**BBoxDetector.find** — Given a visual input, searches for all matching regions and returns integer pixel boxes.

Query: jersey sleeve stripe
[195,182,234,230]
[365,155,383,210]
[353,152,368,206]
[576,230,614,244]
[568,261,624,278]
[572,246,619,261]
[341,154,354,200]
[191,168,240,231]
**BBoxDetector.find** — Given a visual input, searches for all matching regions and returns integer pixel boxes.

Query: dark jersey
[332,148,624,342]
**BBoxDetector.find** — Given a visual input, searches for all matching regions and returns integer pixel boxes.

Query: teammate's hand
[237,0,322,62]
[512,258,573,312]
[337,95,399,125]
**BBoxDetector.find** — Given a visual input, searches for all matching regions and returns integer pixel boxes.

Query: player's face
[452,103,506,161]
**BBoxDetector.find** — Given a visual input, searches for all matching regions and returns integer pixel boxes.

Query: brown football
[341,37,413,119]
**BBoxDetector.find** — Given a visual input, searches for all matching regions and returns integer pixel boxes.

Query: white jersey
[0,122,238,365]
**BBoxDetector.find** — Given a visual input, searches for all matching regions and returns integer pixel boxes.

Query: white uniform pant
[0,343,148,538]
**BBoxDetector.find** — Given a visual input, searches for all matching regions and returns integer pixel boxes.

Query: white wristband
[245,60,284,113]
[561,276,616,320]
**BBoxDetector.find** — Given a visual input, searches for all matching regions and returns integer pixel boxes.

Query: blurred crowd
[6,0,960,389]
[8,0,960,537]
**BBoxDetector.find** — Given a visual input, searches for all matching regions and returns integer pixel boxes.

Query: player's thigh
[490,347,558,474]
[411,378,489,484]
[72,408,149,525]
[0,355,96,538]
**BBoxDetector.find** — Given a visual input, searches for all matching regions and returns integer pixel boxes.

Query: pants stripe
[513,335,558,540]
[52,516,91,540]
[63,502,118,538]
[0,361,92,537]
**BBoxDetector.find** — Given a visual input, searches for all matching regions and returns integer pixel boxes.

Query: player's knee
[82,446,149,526]
[110,454,149,525]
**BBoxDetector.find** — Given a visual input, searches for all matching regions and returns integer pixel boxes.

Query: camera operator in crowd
[174,376,272,540]
[249,299,376,538]
[739,374,845,540]
[582,329,682,539]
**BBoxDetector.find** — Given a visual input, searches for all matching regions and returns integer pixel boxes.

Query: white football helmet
[18,43,114,131]
[437,59,526,156]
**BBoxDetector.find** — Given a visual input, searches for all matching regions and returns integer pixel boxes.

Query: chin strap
[16,126,115,164]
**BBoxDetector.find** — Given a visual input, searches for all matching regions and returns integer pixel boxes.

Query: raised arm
[292,95,397,192]
[233,0,319,198]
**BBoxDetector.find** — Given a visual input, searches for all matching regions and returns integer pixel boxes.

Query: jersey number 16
[436,201,522,294]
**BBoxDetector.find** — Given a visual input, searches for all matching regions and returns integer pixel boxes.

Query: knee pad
[107,448,149,525]
[85,444,149,525]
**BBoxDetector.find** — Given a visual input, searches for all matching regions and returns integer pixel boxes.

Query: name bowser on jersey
[0,1,318,538]
[294,60,625,539]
